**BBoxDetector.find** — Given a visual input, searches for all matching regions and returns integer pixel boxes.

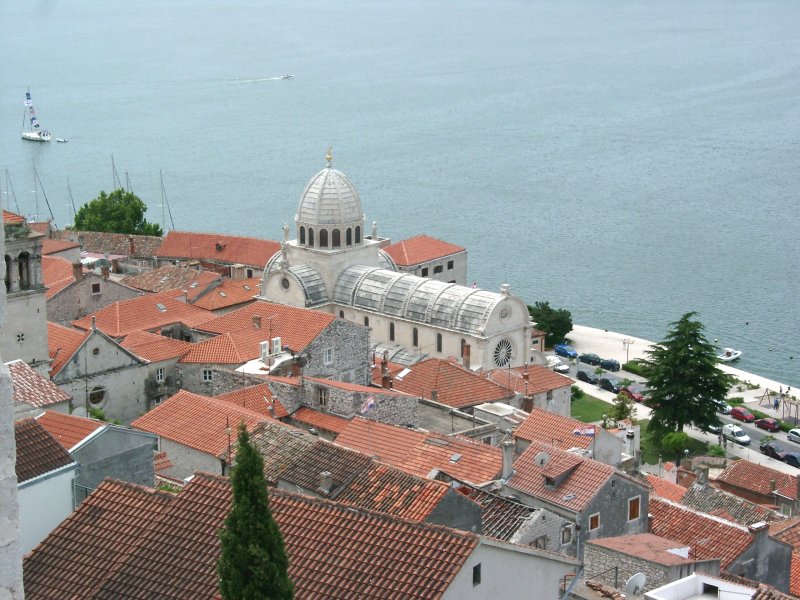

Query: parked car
[579,353,602,366]
[599,376,622,394]
[600,358,621,372]
[619,385,645,403]
[712,399,732,414]
[576,370,599,385]
[785,453,800,469]
[546,356,571,374]
[754,418,780,432]
[760,440,789,461]
[723,424,751,446]
[788,429,800,444]
[707,421,723,435]
[554,344,578,359]
[730,406,755,423]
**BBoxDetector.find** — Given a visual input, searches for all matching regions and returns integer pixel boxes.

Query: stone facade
[47,272,141,324]
[159,439,223,481]
[72,427,157,491]
[509,507,575,555]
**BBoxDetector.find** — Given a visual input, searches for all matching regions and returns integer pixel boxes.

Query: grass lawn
[638,419,716,465]
[571,394,611,423]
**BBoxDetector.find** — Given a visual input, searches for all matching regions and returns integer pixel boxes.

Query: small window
[246,268,254,278]
[628,496,641,521]
[317,386,329,408]
[389,322,395,342]
[412,328,418,347]
[299,226,306,245]
[91,282,101,295]
[364,316,369,327]
[88,386,106,405]
[339,310,345,318]
[533,536,547,549]
[447,260,454,270]
[203,369,213,382]
[154,394,165,406]
[156,368,165,383]
[436,333,442,353]
[324,348,333,365]
[460,339,466,358]
[433,265,443,274]
[421,267,429,277]
[561,525,572,545]
[472,564,481,587]
[589,513,600,531]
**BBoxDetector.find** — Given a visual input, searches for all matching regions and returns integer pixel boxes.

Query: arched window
[355,226,361,244]
[299,226,306,245]
[389,322,395,342]
[364,316,369,327]
[460,339,466,358]
[319,229,328,248]
[18,252,30,290]
[332,229,341,248]
[308,228,315,247]
[346,228,352,246]
[339,310,345,318]
[413,328,419,347]
[4,255,10,292]
[437,333,443,353]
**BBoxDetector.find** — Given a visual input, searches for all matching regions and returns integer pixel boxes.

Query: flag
[360,395,375,414]
[573,425,595,437]
[471,281,477,289]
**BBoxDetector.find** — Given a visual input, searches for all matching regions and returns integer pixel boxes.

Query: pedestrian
[774,396,780,410]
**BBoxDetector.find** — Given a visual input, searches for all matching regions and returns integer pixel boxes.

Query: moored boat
[717,348,742,362]
[21,89,50,142]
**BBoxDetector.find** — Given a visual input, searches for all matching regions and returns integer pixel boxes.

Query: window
[447,260,454,270]
[589,513,600,531]
[316,386,329,408]
[421,267,429,277]
[355,226,361,244]
[472,564,481,587]
[332,229,341,247]
[246,268,254,278]
[91,282,101,295]
[412,328,418,347]
[346,228,352,246]
[203,369,213,382]
[156,368,165,383]
[299,226,306,245]
[436,333,442,353]
[389,322,395,342]
[561,525,572,545]
[88,386,106,405]
[433,265,443,274]
[308,228,314,247]
[324,348,333,365]
[460,339,466,358]
[364,316,369,327]
[533,536,547,549]
[319,229,328,248]
[154,394,165,406]
[339,310,345,318]
[628,496,641,521]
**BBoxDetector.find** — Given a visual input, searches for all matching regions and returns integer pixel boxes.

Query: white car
[788,429,800,444]
[722,423,751,446]
[546,356,571,374]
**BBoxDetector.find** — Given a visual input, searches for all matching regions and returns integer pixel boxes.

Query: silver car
[788,429,800,444]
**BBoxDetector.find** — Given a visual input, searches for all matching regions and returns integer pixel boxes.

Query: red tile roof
[36,410,104,450]
[3,209,25,224]
[119,329,194,362]
[383,235,465,266]
[72,290,213,338]
[587,533,700,566]
[190,277,261,311]
[14,418,75,483]
[42,255,77,298]
[508,441,615,512]
[41,238,81,255]
[155,230,280,268]
[292,406,351,433]
[514,408,595,451]
[646,474,688,503]
[131,390,271,456]
[24,473,478,599]
[47,322,89,377]
[121,264,221,296]
[792,551,800,597]
[278,439,374,494]
[388,357,512,409]
[484,364,573,395]
[7,359,71,408]
[179,328,268,364]
[335,417,502,484]
[153,450,173,474]
[452,480,537,541]
[54,229,164,258]
[215,383,288,418]
[649,497,753,568]
[716,460,798,501]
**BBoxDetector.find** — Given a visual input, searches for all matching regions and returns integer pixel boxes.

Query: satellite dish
[534,452,550,467]
[625,573,647,596]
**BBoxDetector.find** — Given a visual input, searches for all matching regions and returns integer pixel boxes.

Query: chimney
[696,465,709,486]
[463,343,471,369]
[91,316,97,331]
[431,390,438,403]
[381,351,391,389]
[252,314,262,329]
[128,235,135,256]
[748,521,769,549]
[770,480,777,493]
[501,440,515,480]
[319,471,333,495]
[72,262,83,281]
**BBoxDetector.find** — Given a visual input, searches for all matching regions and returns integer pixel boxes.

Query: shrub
[623,359,647,377]
[708,445,725,457]
[727,397,744,406]
[571,385,584,401]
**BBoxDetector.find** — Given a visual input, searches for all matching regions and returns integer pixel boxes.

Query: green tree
[218,423,294,600]
[528,301,573,347]
[660,431,690,460]
[641,312,733,436]
[610,392,636,423]
[73,189,163,236]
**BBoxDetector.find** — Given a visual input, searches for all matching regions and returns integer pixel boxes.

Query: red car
[619,385,645,403]
[730,406,755,423]
[754,417,780,432]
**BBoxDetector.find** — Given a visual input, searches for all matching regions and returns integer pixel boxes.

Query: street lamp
[622,338,634,364]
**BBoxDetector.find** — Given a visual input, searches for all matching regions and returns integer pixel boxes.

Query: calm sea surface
[2,0,798,386]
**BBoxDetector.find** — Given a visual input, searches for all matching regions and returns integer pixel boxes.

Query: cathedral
[259,151,531,372]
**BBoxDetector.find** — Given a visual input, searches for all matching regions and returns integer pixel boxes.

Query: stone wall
[72,427,157,490]
[510,508,575,556]
[47,273,141,324]
[0,361,24,599]
[302,319,371,386]
[299,377,416,427]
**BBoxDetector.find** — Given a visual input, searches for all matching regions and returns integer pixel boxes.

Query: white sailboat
[21,89,51,142]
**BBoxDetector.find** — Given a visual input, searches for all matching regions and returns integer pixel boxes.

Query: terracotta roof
[3,209,25,224]
[335,417,502,484]
[194,301,335,352]
[649,497,753,568]
[27,221,50,234]
[41,238,80,255]
[278,439,374,494]
[292,406,351,433]
[382,234,465,266]
[42,255,77,298]
[646,473,688,503]
[179,328,269,365]
[793,551,800,597]
[155,230,280,268]
[681,481,787,526]
[388,357,512,409]
[24,472,478,599]
[48,322,89,376]
[586,533,699,566]
[121,264,221,295]
[717,460,798,501]
[190,277,261,311]
[484,364,573,395]
[452,479,537,541]
[119,329,193,362]
[514,408,596,451]
[14,418,75,483]
[54,229,164,257]
[7,359,71,408]
[153,451,173,474]
[215,383,288,418]
[35,410,104,450]
[245,421,318,483]
[72,290,213,338]
[131,390,271,456]
[769,516,800,594]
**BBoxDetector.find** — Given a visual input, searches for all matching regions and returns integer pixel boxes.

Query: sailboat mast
[34,166,56,226]
[5,170,21,214]
[160,170,176,230]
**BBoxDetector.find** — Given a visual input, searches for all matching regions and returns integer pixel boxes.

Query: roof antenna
[326,146,333,168]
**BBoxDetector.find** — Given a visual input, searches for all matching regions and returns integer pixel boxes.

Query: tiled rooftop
[179,330,259,364]
[41,238,81,255]
[36,410,104,450]
[716,460,798,500]
[42,255,77,298]
[484,364,573,395]
[649,497,753,568]
[278,439,373,495]
[292,406,351,434]
[190,277,261,311]
[587,533,698,566]
[245,421,318,483]
[382,234,465,266]
[513,408,595,451]
[3,209,25,224]
[155,230,280,268]
[119,329,194,362]
[121,264,221,295]
[24,472,478,599]
[7,359,71,408]
[452,479,537,542]
[507,441,614,512]
[131,390,271,456]
[215,383,287,418]
[646,473,688,503]
[681,481,787,526]
[15,418,75,483]
[48,322,89,376]
[54,229,164,257]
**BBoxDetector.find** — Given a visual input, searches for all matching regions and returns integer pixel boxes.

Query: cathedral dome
[297,164,363,227]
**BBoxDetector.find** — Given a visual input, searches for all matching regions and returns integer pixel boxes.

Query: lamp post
[622,338,634,364]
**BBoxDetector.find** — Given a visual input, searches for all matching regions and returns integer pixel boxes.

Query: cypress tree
[218,423,294,600]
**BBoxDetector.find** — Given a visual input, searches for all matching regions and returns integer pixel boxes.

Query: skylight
[155,303,167,312]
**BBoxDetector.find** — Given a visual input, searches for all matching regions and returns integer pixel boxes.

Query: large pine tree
[218,423,294,600]
[641,312,733,436]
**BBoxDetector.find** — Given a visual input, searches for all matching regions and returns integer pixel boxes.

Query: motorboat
[56,138,68,143]
[280,74,294,80]
[21,89,51,142]
[717,348,742,362]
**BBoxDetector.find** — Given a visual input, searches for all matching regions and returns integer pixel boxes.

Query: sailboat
[21,89,51,142]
